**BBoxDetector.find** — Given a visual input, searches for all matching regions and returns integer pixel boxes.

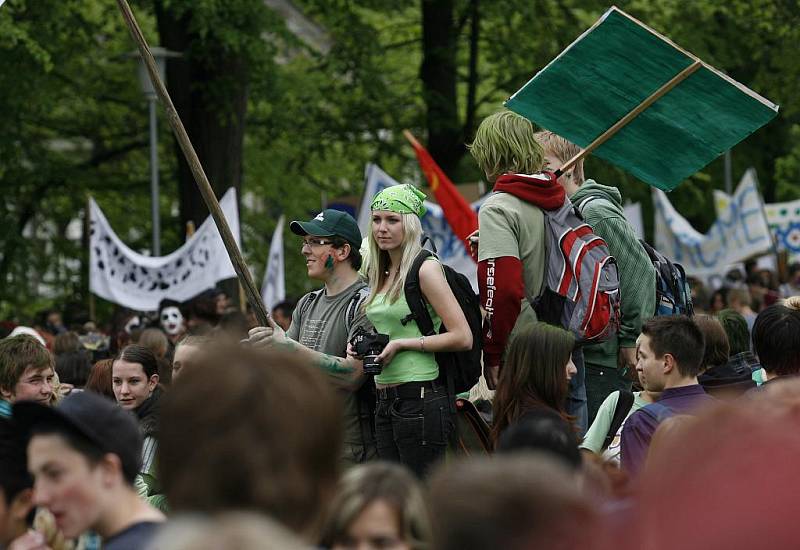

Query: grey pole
[149,97,160,256]
[724,149,733,195]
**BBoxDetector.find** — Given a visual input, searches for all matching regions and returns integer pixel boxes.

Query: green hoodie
[571,181,656,368]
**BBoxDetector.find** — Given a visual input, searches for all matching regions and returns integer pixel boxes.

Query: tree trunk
[153,2,248,230]
[420,0,463,175]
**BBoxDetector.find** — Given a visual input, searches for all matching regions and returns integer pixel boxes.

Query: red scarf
[492,172,565,210]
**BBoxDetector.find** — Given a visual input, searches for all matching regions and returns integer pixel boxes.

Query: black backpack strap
[401,250,436,336]
[603,390,635,450]
[345,285,370,334]
[420,233,438,254]
[295,289,324,325]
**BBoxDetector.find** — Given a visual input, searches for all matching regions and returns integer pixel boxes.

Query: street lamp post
[131,46,180,256]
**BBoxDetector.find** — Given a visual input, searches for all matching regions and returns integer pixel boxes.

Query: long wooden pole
[116,0,272,327]
[557,60,703,176]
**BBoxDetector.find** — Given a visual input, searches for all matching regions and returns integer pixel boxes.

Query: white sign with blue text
[654,169,773,276]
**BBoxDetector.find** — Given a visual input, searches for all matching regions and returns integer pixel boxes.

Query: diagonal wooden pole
[116,0,272,327]
[556,59,703,177]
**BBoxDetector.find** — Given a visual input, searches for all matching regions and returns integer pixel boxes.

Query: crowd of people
[2,111,800,549]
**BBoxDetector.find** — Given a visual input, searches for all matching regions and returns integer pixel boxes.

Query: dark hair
[491,323,575,445]
[495,412,581,470]
[716,309,750,355]
[85,359,115,399]
[29,420,139,485]
[0,335,54,394]
[116,345,159,379]
[53,331,81,355]
[709,288,728,311]
[159,344,342,536]
[693,315,730,371]
[331,237,363,271]
[271,300,295,318]
[428,455,597,550]
[752,303,800,375]
[641,316,705,378]
[0,418,33,504]
[55,350,92,387]
[219,311,251,340]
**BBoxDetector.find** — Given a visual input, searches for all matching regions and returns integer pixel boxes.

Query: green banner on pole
[505,7,779,191]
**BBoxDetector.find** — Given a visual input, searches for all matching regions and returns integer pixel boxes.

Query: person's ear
[0,385,12,400]
[148,374,160,391]
[9,488,34,522]
[662,353,676,375]
[336,243,351,262]
[99,453,124,488]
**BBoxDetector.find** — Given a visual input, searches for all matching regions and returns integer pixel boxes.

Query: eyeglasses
[301,238,334,249]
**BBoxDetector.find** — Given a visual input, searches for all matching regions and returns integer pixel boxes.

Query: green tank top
[366,290,442,385]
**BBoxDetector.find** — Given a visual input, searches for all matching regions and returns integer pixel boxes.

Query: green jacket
[571,181,656,369]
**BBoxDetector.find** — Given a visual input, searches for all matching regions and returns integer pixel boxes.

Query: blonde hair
[365,212,423,307]
[468,111,544,182]
[319,462,431,549]
[534,130,585,184]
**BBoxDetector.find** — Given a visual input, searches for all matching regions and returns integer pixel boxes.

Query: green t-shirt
[580,390,649,459]
[366,292,441,386]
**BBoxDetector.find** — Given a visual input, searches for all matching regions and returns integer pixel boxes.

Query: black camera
[350,328,390,376]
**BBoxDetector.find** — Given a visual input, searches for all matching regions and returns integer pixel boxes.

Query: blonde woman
[319,462,431,550]
[358,184,472,477]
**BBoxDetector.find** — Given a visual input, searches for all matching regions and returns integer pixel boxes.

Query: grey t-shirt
[287,279,376,464]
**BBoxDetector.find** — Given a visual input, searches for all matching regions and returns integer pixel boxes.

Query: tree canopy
[0,0,798,321]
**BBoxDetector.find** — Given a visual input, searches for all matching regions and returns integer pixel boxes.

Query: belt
[376,381,437,401]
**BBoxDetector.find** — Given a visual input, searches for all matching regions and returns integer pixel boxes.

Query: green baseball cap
[290,209,362,248]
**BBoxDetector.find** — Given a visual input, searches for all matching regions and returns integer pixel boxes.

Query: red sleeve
[478,256,525,367]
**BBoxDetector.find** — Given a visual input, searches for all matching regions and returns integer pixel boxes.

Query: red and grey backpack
[531,198,621,343]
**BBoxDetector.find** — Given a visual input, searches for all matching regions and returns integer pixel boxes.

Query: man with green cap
[248,208,377,466]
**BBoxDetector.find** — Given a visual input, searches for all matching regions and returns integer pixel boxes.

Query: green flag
[505,7,778,191]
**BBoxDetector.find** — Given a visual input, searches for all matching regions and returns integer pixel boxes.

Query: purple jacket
[621,384,713,474]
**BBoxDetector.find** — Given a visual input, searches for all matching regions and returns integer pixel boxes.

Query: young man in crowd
[0,335,55,418]
[469,111,588,430]
[13,391,164,548]
[159,344,342,542]
[535,131,656,424]
[751,299,800,386]
[270,300,295,332]
[248,209,376,465]
[621,316,713,474]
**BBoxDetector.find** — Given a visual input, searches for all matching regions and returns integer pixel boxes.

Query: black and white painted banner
[261,215,285,311]
[90,189,240,311]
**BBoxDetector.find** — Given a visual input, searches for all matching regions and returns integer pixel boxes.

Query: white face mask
[160,306,185,336]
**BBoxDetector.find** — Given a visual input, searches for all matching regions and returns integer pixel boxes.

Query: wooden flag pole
[557,60,702,176]
[116,0,272,327]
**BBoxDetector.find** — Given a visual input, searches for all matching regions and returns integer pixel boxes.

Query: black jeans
[375,381,453,478]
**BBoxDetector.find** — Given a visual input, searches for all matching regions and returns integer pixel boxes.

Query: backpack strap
[345,285,370,334]
[401,250,436,336]
[603,390,635,450]
[298,289,324,321]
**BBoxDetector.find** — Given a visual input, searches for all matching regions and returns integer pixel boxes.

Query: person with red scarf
[468,111,566,389]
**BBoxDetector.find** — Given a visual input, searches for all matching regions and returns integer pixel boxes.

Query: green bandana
[370,184,427,217]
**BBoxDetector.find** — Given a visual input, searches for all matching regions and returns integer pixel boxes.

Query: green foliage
[1,0,798,321]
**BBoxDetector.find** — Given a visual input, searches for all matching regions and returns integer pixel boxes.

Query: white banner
[359,164,478,291]
[261,215,286,311]
[654,169,773,276]
[717,188,800,263]
[90,188,240,311]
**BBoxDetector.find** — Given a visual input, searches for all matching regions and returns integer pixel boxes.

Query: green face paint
[325,255,334,270]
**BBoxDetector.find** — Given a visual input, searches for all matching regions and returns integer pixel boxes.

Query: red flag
[404,130,479,254]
